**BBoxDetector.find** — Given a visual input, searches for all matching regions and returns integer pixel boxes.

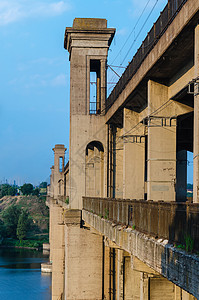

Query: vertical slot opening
[59,157,63,172]
[90,60,101,114]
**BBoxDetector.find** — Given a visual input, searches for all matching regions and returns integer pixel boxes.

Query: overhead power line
[111,0,152,65]
[109,65,126,69]
[108,0,153,87]
[121,0,159,66]
[107,65,121,78]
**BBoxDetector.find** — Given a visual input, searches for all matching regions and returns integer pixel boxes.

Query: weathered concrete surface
[64,18,115,210]
[50,202,65,300]
[147,80,192,201]
[64,209,103,300]
[47,4,199,298]
[73,18,107,30]
[83,210,199,299]
[123,109,145,199]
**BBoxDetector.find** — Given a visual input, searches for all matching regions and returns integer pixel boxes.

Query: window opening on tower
[59,157,63,172]
[90,60,101,114]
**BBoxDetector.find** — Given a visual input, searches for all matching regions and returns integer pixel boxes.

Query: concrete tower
[52,144,66,199]
[64,18,115,209]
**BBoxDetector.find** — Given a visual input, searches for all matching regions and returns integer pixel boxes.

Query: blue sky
[1,0,193,186]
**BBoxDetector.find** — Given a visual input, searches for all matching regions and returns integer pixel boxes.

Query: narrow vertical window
[90,60,101,114]
[59,157,63,172]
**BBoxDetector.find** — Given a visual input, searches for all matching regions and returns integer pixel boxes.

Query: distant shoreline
[0,245,41,250]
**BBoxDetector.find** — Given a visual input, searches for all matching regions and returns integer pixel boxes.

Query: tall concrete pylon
[52,144,66,199]
[64,18,115,209]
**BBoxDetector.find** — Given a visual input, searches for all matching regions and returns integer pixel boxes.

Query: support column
[101,58,107,114]
[140,273,149,300]
[123,108,145,199]
[103,245,110,299]
[115,128,123,198]
[130,256,185,300]
[94,147,101,196]
[100,150,105,197]
[193,24,199,203]
[147,80,176,201]
[87,148,95,197]
[182,290,197,300]
[116,249,124,300]
[124,255,147,300]
[50,203,65,300]
[149,277,176,300]
[64,210,103,300]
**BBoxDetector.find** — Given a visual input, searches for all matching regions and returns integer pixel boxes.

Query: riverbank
[0,235,49,250]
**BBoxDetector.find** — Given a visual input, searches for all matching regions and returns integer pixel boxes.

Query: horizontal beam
[83,209,199,298]
[83,196,199,251]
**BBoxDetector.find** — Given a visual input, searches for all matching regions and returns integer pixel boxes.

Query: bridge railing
[106,0,188,112]
[83,197,199,251]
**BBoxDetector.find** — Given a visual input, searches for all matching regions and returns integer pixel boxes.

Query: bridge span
[47,1,199,299]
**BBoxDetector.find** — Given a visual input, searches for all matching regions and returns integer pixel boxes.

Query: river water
[0,248,51,300]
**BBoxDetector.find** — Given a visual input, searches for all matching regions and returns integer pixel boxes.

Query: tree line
[0,182,47,198]
[0,205,32,242]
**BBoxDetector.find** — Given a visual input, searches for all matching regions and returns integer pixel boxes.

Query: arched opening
[85,141,104,197]
[58,179,64,196]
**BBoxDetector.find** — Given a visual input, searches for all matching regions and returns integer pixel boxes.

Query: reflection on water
[0,248,51,300]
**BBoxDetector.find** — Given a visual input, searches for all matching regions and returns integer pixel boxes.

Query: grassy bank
[1,234,49,249]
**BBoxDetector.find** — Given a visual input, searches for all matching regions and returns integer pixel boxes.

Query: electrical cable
[107,98,174,148]
[110,0,152,65]
[121,0,159,66]
[108,0,159,94]
[107,0,152,90]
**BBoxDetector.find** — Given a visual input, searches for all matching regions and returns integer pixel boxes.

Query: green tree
[187,183,193,190]
[17,211,29,241]
[7,186,17,196]
[2,205,22,238]
[0,219,6,239]
[0,184,17,198]
[20,183,33,195]
[39,182,47,188]
[32,187,40,196]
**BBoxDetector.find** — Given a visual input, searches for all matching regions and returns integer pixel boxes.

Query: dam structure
[47,1,199,299]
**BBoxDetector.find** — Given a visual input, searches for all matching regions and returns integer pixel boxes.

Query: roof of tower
[73,18,107,30]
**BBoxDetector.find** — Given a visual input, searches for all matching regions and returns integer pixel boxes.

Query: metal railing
[83,197,199,251]
[106,0,188,112]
